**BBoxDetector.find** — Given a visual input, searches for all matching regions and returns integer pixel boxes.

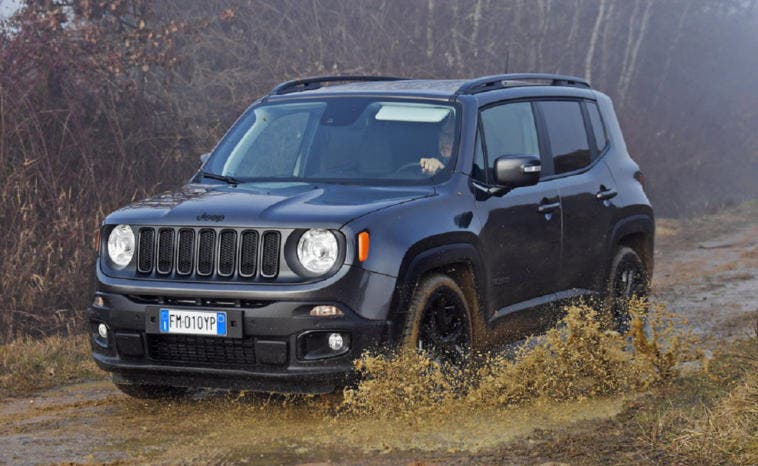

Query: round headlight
[107,224,135,268]
[297,229,339,274]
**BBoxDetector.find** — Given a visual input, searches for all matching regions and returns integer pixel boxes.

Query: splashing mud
[341,300,701,420]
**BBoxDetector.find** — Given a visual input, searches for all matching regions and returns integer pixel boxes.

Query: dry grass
[0,333,104,398]
[668,373,758,464]
[655,200,758,250]
[655,219,681,238]
[655,335,758,465]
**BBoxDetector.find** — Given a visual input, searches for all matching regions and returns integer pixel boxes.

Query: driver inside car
[419,117,455,175]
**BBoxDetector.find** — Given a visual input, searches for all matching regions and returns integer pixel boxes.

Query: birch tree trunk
[620,0,654,107]
[584,0,608,81]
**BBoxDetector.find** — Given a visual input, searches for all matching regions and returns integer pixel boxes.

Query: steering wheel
[393,162,422,175]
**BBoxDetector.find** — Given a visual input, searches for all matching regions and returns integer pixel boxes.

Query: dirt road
[1,209,756,465]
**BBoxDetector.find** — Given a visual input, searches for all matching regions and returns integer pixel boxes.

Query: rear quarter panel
[595,91,655,275]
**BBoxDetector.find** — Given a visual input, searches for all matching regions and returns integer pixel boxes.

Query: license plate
[159,309,227,337]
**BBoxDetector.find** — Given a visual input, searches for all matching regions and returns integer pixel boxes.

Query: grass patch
[0,333,104,398]
[655,199,758,248]
[652,338,758,464]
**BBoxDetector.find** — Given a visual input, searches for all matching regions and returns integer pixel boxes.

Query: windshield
[204,97,459,184]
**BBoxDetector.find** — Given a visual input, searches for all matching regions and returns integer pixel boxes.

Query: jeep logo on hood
[196,212,225,222]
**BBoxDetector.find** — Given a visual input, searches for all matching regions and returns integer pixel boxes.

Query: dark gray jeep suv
[90,74,654,398]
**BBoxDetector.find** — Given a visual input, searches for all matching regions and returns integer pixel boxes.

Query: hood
[105,181,435,228]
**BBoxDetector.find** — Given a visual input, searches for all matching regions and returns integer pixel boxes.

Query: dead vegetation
[0,334,102,398]
[667,373,758,464]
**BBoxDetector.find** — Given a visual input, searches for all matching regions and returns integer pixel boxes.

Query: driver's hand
[419,157,444,175]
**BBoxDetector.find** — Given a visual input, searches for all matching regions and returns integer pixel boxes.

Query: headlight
[107,224,135,268]
[296,229,339,274]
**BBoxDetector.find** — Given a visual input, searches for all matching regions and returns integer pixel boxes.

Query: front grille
[137,229,155,273]
[197,229,216,276]
[218,230,237,276]
[157,229,175,274]
[135,227,282,280]
[261,231,281,278]
[239,231,259,277]
[147,334,255,367]
[176,229,194,274]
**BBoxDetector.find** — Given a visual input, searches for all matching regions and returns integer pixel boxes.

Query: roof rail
[269,75,409,96]
[456,73,591,95]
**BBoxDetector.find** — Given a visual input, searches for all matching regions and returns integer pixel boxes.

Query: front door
[474,101,562,326]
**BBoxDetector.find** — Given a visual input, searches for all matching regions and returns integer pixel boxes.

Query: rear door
[536,99,618,294]
[474,101,563,323]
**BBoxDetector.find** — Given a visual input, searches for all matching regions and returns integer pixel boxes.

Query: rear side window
[480,102,539,179]
[586,101,608,153]
[539,101,591,174]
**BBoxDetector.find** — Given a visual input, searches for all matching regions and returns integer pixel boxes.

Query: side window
[539,101,591,174]
[480,102,539,179]
[472,129,486,181]
[586,101,608,154]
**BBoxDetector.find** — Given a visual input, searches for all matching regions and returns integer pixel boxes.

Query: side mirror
[200,152,211,165]
[493,155,541,188]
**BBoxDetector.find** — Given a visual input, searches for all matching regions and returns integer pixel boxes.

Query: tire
[604,246,649,332]
[114,381,188,399]
[401,273,472,364]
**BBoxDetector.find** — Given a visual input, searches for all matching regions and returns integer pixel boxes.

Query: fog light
[93,296,105,307]
[299,331,351,360]
[328,332,344,351]
[97,323,108,339]
[310,305,343,317]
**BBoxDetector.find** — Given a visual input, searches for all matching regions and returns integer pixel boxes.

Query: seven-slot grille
[136,227,281,279]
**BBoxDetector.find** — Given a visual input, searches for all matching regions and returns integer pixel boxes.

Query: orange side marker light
[358,231,370,262]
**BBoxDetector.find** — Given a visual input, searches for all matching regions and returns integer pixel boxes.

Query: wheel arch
[608,214,655,279]
[387,236,487,346]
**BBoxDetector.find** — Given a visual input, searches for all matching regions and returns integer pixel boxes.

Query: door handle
[595,186,618,201]
[538,199,561,213]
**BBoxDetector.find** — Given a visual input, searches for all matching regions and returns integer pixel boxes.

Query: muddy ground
[1,207,756,465]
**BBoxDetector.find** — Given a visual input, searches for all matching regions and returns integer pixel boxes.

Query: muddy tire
[401,273,472,364]
[114,382,188,399]
[604,246,649,332]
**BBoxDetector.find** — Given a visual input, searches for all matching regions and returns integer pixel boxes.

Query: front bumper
[89,268,393,393]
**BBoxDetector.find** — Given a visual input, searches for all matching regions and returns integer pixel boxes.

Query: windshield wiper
[201,171,243,186]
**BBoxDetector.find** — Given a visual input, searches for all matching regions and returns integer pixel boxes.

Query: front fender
[387,240,485,344]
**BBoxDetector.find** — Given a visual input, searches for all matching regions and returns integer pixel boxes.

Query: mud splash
[342,301,701,418]
[207,301,701,462]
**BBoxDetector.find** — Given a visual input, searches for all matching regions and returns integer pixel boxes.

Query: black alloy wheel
[403,274,471,365]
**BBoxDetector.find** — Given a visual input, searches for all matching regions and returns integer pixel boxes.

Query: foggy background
[1,0,756,340]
